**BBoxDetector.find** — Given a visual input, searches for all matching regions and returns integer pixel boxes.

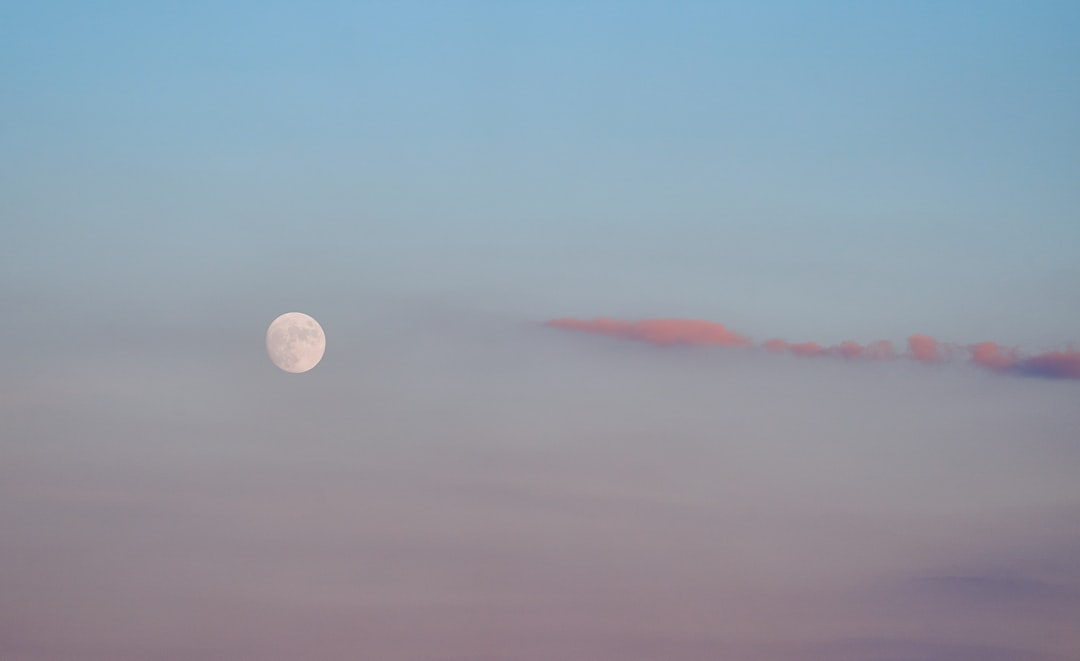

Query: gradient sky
[4,1,1080,344]
[3,2,1080,660]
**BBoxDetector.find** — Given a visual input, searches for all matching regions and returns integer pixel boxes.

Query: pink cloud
[789,342,826,357]
[547,317,1079,380]
[834,340,896,360]
[546,318,751,348]
[907,334,944,363]
[970,342,1020,372]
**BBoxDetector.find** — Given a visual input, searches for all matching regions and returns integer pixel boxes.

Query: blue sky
[4,1,1080,346]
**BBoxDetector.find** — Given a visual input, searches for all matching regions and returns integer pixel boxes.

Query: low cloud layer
[547,317,1080,380]
[3,308,1079,660]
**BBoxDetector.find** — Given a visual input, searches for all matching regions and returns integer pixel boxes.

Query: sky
[2,1,1080,659]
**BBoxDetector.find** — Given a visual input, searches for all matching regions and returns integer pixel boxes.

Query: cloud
[545,318,751,347]
[6,306,1080,661]
[908,334,945,363]
[1014,350,1080,380]
[802,638,1069,661]
[911,574,1080,603]
[547,317,1080,381]
[837,340,897,360]
[970,341,1020,372]
[764,338,895,360]
[788,341,826,357]
[966,343,1080,380]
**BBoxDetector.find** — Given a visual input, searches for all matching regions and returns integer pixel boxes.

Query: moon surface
[266,312,326,373]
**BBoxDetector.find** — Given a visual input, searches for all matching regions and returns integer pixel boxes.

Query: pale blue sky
[3,1,1079,346]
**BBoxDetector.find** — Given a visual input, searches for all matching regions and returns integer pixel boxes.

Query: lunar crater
[266,312,325,373]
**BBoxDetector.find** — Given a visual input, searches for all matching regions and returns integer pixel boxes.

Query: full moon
[266,312,326,373]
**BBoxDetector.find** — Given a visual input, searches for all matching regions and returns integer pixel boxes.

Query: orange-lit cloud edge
[546,317,1080,380]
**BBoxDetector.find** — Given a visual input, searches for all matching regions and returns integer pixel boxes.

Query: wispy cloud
[547,317,1080,380]
[546,317,751,347]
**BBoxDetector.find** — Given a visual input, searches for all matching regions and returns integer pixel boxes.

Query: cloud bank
[4,306,1080,660]
[546,317,1080,380]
